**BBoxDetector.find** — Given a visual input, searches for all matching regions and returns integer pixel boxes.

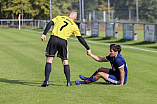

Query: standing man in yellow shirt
[41,10,91,87]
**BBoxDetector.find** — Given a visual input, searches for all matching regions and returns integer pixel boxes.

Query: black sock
[64,65,71,84]
[45,62,51,82]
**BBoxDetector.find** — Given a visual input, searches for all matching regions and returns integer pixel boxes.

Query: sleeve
[105,55,111,61]
[43,21,54,35]
[73,24,81,36]
[75,22,80,28]
[73,30,81,36]
[116,58,124,69]
[77,36,90,50]
[51,16,58,24]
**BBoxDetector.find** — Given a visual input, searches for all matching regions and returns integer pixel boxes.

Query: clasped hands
[87,49,92,56]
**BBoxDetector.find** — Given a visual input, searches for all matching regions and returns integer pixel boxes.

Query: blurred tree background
[0,0,156,22]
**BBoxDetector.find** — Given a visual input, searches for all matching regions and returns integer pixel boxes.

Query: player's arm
[41,21,54,41]
[118,65,125,85]
[43,21,54,35]
[88,52,109,62]
[77,36,90,50]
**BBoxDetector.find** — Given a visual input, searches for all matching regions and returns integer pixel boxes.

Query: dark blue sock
[84,76,97,84]
[64,65,71,84]
[45,62,51,82]
[90,70,98,77]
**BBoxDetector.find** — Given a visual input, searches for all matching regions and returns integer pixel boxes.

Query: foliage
[51,0,71,18]
[113,0,157,22]
[30,0,50,19]
[0,0,156,22]
[138,0,157,22]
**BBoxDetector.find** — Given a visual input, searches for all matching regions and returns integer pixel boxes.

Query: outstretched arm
[77,36,90,50]
[89,53,108,62]
[87,50,108,62]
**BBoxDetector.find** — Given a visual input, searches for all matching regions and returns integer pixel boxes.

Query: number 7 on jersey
[60,21,68,31]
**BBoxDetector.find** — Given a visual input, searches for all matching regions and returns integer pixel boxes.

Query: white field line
[23,29,157,53]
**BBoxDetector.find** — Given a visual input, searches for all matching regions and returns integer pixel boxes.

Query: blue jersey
[105,54,128,84]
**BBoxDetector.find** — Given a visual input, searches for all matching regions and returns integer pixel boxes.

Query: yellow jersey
[51,16,81,40]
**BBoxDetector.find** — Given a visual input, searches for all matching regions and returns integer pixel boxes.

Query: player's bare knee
[47,57,53,63]
[97,72,103,77]
[98,72,108,80]
[62,60,69,65]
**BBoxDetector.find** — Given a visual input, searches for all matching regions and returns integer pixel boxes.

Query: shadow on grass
[83,36,132,43]
[83,36,157,50]
[147,46,157,49]
[0,78,117,87]
[0,78,40,86]
[104,39,132,43]
[84,36,112,40]
[32,28,43,31]
[83,36,114,42]
[125,41,156,46]
[0,78,69,87]
[93,82,108,85]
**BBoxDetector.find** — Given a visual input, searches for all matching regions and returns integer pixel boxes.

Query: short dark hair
[110,44,121,54]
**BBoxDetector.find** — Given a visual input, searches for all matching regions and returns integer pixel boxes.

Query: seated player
[75,44,128,85]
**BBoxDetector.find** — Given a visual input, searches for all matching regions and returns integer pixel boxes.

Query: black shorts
[45,35,68,60]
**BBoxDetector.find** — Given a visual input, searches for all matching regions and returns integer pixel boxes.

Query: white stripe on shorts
[107,78,120,84]
[67,44,68,59]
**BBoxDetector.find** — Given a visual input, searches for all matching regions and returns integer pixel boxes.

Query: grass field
[0,29,157,104]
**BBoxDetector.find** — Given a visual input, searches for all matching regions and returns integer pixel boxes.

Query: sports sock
[64,65,71,84]
[45,62,51,82]
[85,76,97,84]
[90,70,98,78]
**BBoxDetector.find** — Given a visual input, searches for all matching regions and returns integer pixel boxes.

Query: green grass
[0,29,157,104]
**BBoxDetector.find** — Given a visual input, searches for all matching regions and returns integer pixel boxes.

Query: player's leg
[79,67,110,80]
[41,57,54,87]
[93,70,120,85]
[105,74,120,85]
[41,36,57,87]
[57,38,71,86]
[79,71,98,80]
[105,70,120,85]
[98,67,110,73]
[62,59,72,86]
[79,69,99,80]
[76,72,108,85]
[76,68,120,85]
[45,57,53,81]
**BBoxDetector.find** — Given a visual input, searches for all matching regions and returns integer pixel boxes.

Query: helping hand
[87,49,92,56]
